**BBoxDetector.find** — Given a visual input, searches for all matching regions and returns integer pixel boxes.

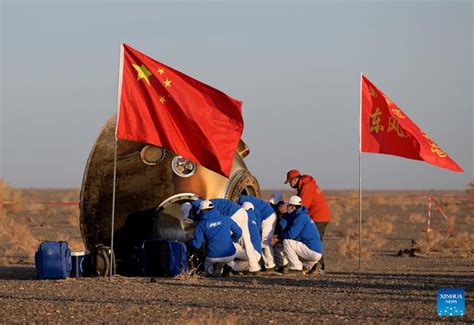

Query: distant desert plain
[1,181,473,323]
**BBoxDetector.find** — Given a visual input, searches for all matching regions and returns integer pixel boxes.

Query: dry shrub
[65,237,86,251]
[447,232,474,258]
[337,216,394,258]
[174,266,204,281]
[374,196,388,205]
[416,230,444,254]
[0,213,39,264]
[67,207,80,228]
[328,202,343,226]
[42,207,57,218]
[345,216,355,225]
[61,190,80,202]
[447,204,460,214]
[409,213,426,224]
[366,218,394,235]
[467,181,474,208]
[359,218,394,250]
[28,203,44,214]
[447,216,456,231]
[337,232,372,259]
[414,230,473,257]
[364,231,387,249]
[0,178,23,212]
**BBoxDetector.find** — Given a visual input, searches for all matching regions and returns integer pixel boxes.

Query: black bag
[90,244,116,277]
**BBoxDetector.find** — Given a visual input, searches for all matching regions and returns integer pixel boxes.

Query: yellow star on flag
[157,68,165,75]
[132,64,152,85]
[164,79,172,88]
[159,96,166,105]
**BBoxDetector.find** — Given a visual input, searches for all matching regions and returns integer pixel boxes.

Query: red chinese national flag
[116,44,244,177]
[360,74,463,173]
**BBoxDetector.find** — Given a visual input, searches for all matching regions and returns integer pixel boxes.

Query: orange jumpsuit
[297,175,331,222]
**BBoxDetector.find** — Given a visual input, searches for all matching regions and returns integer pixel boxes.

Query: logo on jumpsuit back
[47,248,54,255]
[209,221,222,228]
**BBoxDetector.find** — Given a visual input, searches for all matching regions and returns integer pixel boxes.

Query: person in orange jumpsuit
[285,169,330,273]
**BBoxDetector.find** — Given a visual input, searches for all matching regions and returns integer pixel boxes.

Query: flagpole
[358,73,363,270]
[110,43,125,281]
[110,136,118,281]
[359,152,362,270]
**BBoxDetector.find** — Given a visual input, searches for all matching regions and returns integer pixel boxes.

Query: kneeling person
[237,202,262,272]
[188,198,261,272]
[273,196,322,275]
[189,200,242,277]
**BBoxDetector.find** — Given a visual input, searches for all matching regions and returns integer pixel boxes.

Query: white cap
[181,202,192,219]
[241,202,254,211]
[269,191,283,205]
[288,195,302,206]
[198,200,214,213]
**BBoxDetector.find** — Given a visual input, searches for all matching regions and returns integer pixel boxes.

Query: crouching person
[235,202,262,273]
[188,198,261,273]
[189,200,242,277]
[272,196,323,276]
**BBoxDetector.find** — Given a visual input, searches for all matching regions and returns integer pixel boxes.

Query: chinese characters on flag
[360,74,463,172]
[116,44,244,178]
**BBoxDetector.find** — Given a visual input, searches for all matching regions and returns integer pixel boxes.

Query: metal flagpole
[110,136,118,280]
[359,152,362,270]
[358,73,363,270]
[110,43,125,281]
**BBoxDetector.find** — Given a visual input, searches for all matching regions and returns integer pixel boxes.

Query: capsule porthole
[171,156,197,177]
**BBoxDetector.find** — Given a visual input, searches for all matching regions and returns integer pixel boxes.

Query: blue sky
[1,1,472,189]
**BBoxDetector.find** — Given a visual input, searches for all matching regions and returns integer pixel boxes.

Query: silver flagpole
[110,136,118,280]
[110,43,125,281]
[358,73,363,270]
[359,151,362,270]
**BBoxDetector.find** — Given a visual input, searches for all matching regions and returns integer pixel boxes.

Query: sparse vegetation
[467,181,474,208]
[409,213,426,223]
[174,266,205,281]
[0,212,39,264]
[337,232,372,259]
[414,229,474,258]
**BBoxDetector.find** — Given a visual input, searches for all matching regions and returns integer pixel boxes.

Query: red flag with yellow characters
[116,44,244,178]
[360,74,463,173]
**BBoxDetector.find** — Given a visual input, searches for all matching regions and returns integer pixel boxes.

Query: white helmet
[181,202,192,219]
[198,200,214,213]
[288,195,302,206]
[241,201,254,211]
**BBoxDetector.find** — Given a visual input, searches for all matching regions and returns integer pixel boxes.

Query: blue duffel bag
[35,241,72,279]
[141,239,188,277]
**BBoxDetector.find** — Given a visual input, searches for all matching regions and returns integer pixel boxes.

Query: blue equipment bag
[141,239,188,277]
[35,241,72,279]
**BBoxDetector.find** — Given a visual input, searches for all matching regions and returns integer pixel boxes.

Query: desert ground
[1,182,473,323]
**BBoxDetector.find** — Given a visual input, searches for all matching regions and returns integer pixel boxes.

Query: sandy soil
[0,188,473,323]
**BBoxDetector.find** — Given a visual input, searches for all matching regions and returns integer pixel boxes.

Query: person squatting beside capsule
[285,169,330,273]
[238,195,277,273]
[184,198,261,273]
[272,195,323,276]
[188,200,242,277]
